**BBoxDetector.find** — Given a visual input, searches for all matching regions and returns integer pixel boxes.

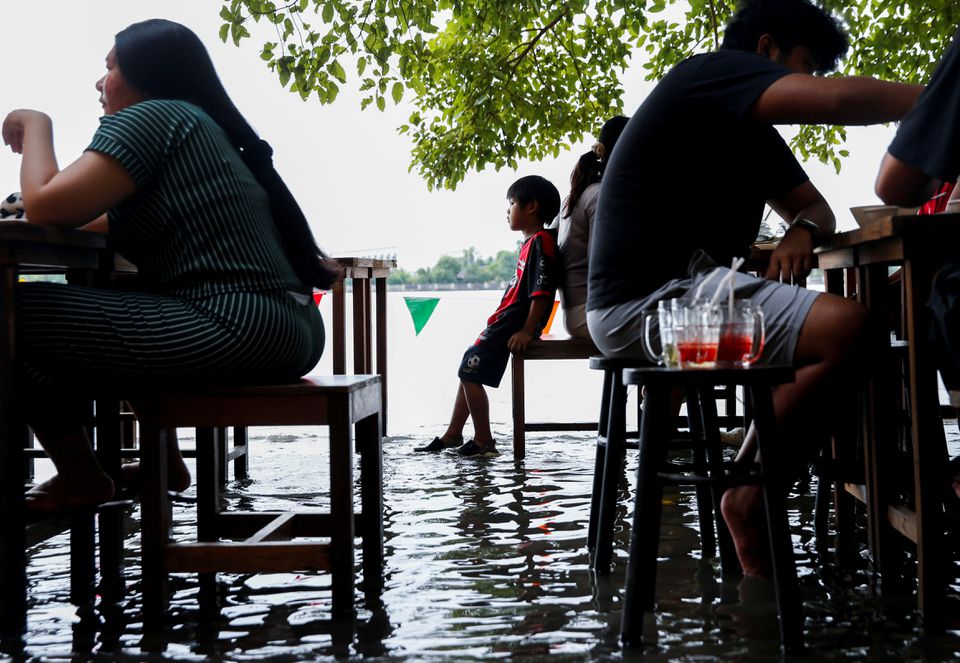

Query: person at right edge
[588,0,922,576]
[875,26,960,500]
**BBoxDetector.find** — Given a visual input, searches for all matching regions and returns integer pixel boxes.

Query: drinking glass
[674,302,721,368]
[641,299,679,367]
[716,301,765,367]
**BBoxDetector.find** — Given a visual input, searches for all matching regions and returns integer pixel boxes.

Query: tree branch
[506,6,569,67]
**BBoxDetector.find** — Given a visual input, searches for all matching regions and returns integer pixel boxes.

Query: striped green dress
[16,99,324,396]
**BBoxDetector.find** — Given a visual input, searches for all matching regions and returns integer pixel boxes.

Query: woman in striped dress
[2,19,334,513]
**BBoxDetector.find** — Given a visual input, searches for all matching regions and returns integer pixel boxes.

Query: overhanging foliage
[220,0,959,189]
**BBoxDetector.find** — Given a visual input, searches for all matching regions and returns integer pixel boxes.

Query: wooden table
[330,258,396,434]
[0,222,119,638]
[815,213,960,627]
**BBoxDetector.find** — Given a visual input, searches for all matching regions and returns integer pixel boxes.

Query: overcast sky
[1,2,898,270]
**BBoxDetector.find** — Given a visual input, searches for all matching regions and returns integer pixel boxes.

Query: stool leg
[196,428,220,616]
[685,389,716,559]
[511,354,526,460]
[358,410,384,591]
[69,511,96,606]
[140,425,172,628]
[330,397,356,618]
[588,368,614,554]
[621,384,668,647]
[96,399,125,602]
[70,408,97,607]
[697,387,741,576]
[751,385,803,651]
[593,369,627,573]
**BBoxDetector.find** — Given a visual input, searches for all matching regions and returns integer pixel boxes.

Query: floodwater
[9,290,960,660]
[12,425,960,661]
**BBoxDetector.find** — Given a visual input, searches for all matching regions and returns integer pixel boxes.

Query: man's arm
[765,180,834,283]
[875,153,941,206]
[751,75,922,126]
[507,297,552,354]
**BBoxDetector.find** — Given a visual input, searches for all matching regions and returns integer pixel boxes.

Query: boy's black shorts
[457,336,511,388]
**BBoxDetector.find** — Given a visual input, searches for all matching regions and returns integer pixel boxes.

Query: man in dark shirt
[588,0,922,575]
[876,27,960,205]
[875,28,960,498]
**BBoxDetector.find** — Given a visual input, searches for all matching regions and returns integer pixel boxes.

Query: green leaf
[376,95,386,111]
[391,81,403,103]
[328,59,347,83]
[322,1,334,22]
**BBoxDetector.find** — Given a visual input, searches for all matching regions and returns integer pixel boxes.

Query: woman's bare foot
[25,473,115,515]
[120,458,192,493]
[720,485,771,578]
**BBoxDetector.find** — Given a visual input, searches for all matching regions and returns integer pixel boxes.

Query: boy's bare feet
[24,473,115,516]
[720,485,772,578]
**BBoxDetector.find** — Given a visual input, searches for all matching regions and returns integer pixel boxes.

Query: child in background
[416,175,561,458]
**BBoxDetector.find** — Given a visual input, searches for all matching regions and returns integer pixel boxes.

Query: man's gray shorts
[587,266,820,367]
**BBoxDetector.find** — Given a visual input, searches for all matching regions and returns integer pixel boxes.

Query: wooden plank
[844,482,866,503]
[523,336,598,360]
[164,542,331,573]
[526,422,598,432]
[246,513,296,543]
[887,504,918,543]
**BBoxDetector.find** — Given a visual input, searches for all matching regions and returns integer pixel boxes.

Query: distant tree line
[388,246,519,285]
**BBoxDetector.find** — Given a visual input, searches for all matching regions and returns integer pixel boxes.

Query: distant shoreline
[386,281,509,292]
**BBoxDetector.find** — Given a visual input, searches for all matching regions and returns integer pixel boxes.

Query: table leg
[903,256,948,630]
[332,279,346,375]
[859,263,901,581]
[352,273,369,374]
[375,276,388,435]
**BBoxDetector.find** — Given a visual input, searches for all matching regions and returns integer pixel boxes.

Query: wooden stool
[586,355,647,573]
[128,375,383,626]
[510,335,598,459]
[587,357,750,574]
[620,365,802,652]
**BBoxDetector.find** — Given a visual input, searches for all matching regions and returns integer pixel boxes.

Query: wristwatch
[791,218,821,237]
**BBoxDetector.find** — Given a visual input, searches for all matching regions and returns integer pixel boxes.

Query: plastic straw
[693,269,720,301]
[728,258,735,315]
[708,257,745,306]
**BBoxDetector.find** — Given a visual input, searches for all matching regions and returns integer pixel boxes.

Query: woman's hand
[2,110,52,154]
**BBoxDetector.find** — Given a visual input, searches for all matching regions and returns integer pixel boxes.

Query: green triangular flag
[404,296,440,336]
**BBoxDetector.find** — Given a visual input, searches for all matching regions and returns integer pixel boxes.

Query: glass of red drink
[716,301,764,367]
[675,302,721,369]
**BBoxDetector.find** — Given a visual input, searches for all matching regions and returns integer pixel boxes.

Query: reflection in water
[14,427,960,660]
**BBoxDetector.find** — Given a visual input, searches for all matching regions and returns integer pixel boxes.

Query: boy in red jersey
[416,175,561,457]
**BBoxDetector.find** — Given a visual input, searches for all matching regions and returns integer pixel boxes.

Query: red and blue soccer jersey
[476,229,559,344]
[457,229,560,387]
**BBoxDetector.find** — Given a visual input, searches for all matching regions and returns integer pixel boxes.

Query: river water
[12,291,960,661]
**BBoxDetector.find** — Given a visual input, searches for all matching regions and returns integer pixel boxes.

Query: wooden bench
[510,334,599,459]
[128,375,383,626]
